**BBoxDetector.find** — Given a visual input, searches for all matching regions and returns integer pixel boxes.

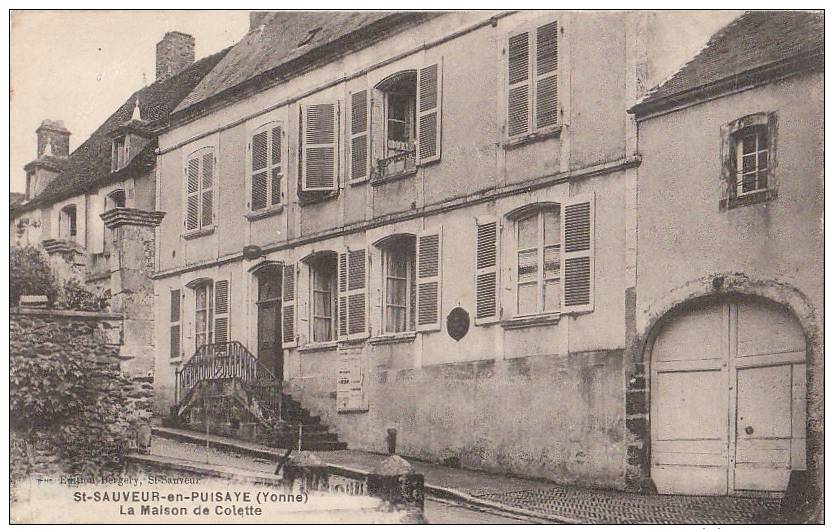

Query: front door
[651,298,806,496]
[257,268,283,380]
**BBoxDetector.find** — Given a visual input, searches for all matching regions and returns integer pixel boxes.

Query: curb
[151,427,577,523]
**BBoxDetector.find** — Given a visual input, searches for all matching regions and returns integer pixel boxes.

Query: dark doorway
[256,267,283,380]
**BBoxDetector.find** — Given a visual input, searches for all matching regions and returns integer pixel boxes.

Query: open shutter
[281,263,297,347]
[338,248,368,339]
[170,289,181,358]
[561,193,594,313]
[201,152,214,228]
[337,252,348,339]
[535,20,559,129]
[214,278,230,344]
[301,103,339,191]
[416,227,442,331]
[349,90,370,181]
[507,29,532,137]
[416,60,442,165]
[185,157,200,230]
[475,218,499,324]
[251,130,269,210]
[270,125,282,205]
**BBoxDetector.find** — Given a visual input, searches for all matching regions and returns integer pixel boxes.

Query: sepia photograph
[8,8,825,524]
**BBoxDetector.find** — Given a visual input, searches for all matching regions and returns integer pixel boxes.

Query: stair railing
[175,341,282,420]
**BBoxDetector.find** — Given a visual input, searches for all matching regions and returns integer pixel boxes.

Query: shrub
[9,246,59,306]
[55,278,109,312]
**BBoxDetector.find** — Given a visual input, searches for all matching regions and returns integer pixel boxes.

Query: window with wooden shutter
[515,207,561,316]
[338,248,369,339]
[349,90,370,181]
[475,218,499,324]
[170,289,181,358]
[416,227,442,331]
[301,103,339,191]
[507,19,559,138]
[214,279,230,345]
[561,193,594,313]
[281,263,297,347]
[184,147,215,231]
[416,60,442,165]
[250,123,283,211]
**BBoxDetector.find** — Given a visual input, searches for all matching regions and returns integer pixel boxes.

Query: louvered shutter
[349,90,370,181]
[270,125,282,205]
[338,248,368,339]
[507,30,532,137]
[185,157,200,230]
[301,103,339,191]
[416,227,442,331]
[416,60,442,165]
[251,130,269,210]
[475,218,499,324]
[201,152,214,228]
[213,279,230,345]
[281,263,297,347]
[170,289,181,358]
[561,193,594,313]
[535,20,559,129]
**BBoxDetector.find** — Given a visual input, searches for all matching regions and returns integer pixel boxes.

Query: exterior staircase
[170,341,345,451]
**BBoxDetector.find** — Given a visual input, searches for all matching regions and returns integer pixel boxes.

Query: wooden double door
[651,298,806,496]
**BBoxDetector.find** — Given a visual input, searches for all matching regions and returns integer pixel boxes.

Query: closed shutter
[338,248,368,339]
[281,263,297,347]
[185,157,200,230]
[349,90,370,181]
[535,21,559,129]
[475,218,499,324]
[214,279,230,344]
[561,193,594,313]
[170,289,181,358]
[507,30,532,137]
[301,103,339,191]
[416,227,442,331]
[416,60,442,165]
[270,125,282,205]
[251,130,269,210]
[201,152,214,228]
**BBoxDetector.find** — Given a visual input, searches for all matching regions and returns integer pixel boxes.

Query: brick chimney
[156,31,195,81]
[36,119,70,158]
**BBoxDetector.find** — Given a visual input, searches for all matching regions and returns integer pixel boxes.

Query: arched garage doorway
[650,296,806,496]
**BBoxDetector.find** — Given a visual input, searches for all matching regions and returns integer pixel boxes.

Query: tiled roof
[174,11,435,116]
[631,11,823,117]
[14,47,229,215]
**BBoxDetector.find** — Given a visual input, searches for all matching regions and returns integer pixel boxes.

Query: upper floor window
[300,103,339,193]
[506,19,559,139]
[379,235,416,334]
[112,136,128,172]
[184,147,215,232]
[720,112,777,210]
[249,123,283,212]
[105,189,126,210]
[373,72,417,179]
[516,207,561,315]
[58,204,77,240]
[307,252,338,343]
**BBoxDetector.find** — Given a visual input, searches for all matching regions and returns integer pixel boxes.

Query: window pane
[518,249,538,282]
[543,209,560,246]
[518,283,538,315]
[757,150,768,170]
[387,250,408,278]
[544,279,561,312]
[742,153,757,173]
[196,310,206,335]
[196,286,207,309]
[517,214,538,248]
[544,245,560,279]
[314,317,331,342]
[742,134,757,154]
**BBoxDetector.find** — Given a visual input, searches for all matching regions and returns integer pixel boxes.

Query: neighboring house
[150,10,714,489]
[628,11,823,500]
[10,33,228,384]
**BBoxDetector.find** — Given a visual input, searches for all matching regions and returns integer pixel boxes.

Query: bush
[10,246,59,306]
[55,278,109,312]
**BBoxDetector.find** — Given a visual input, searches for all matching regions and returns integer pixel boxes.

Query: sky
[9,10,740,194]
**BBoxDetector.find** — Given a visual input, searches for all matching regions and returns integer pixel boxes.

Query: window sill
[298,190,338,207]
[169,357,183,365]
[245,204,284,221]
[501,312,561,330]
[348,176,370,187]
[502,125,562,150]
[369,331,417,345]
[298,341,338,353]
[182,226,215,240]
[371,168,418,187]
[720,188,777,211]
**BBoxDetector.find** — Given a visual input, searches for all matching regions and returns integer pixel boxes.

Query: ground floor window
[309,253,337,342]
[381,236,416,333]
[516,207,561,315]
[194,282,213,350]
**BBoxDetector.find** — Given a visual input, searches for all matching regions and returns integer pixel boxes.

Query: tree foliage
[10,246,59,306]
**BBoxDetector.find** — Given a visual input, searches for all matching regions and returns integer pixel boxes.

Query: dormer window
[112,136,128,172]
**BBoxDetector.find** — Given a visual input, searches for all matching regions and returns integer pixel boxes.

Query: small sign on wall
[337,344,368,413]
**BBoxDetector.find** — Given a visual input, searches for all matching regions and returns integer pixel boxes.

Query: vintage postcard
[8,9,824,524]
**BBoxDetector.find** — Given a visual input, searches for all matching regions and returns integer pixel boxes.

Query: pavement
[151,426,784,524]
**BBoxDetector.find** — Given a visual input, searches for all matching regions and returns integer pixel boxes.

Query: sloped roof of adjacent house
[173,11,437,119]
[14,47,229,216]
[631,10,823,118]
